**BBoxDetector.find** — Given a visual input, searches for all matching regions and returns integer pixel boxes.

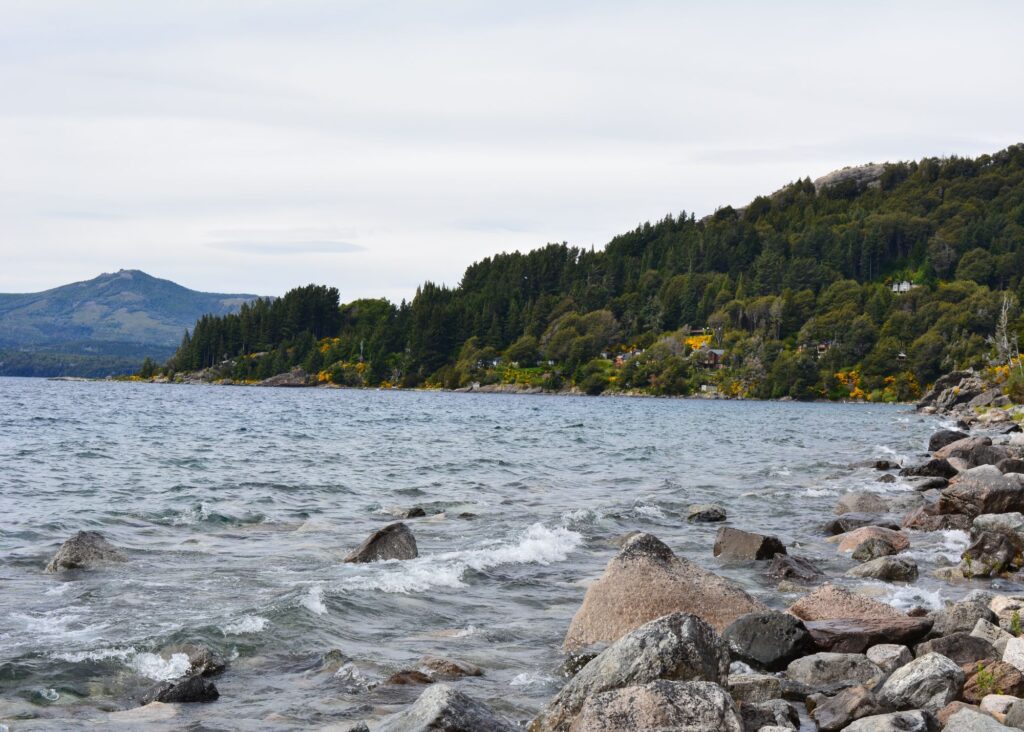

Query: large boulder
[45,530,127,572]
[787,583,906,622]
[831,526,910,554]
[970,619,1013,656]
[914,633,997,666]
[932,592,997,636]
[960,530,1023,577]
[811,685,886,732]
[687,504,726,522]
[943,707,1010,731]
[866,644,913,674]
[902,505,972,532]
[961,660,1024,703]
[935,436,992,461]
[939,466,1024,518]
[563,533,767,649]
[901,457,959,479]
[738,699,799,730]
[568,680,742,732]
[847,556,919,582]
[930,429,970,452]
[877,652,965,713]
[765,553,824,584]
[785,653,883,687]
[836,492,891,515]
[727,673,780,703]
[140,675,219,704]
[803,617,932,654]
[972,512,1024,543]
[1007,698,1024,728]
[712,526,786,560]
[376,684,517,732]
[844,711,933,732]
[343,522,418,563]
[824,513,902,535]
[721,612,813,671]
[534,613,729,732]
[917,370,976,410]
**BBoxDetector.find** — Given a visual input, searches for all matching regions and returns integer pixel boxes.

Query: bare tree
[988,292,1016,366]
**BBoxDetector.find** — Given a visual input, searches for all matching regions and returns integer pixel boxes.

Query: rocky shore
[30,368,1024,731]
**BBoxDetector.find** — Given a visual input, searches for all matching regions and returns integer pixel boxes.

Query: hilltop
[0,270,262,377]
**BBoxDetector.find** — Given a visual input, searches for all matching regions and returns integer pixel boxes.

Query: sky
[1,1,1022,302]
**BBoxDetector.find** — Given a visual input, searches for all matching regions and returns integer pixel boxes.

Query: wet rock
[836,492,891,515]
[563,533,768,649]
[944,707,1008,731]
[418,655,483,679]
[847,556,919,582]
[687,504,726,522]
[844,711,933,732]
[804,617,933,654]
[739,699,799,730]
[824,513,902,535]
[914,633,997,666]
[159,644,225,677]
[536,613,730,732]
[721,612,813,671]
[909,476,949,491]
[878,474,898,484]
[712,526,786,560]
[140,675,219,704]
[343,522,418,563]
[788,583,905,622]
[568,680,742,732]
[901,457,959,479]
[939,465,1024,518]
[107,702,178,723]
[935,436,992,461]
[853,537,900,562]
[932,592,997,636]
[998,458,1024,474]
[764,553,824,584]
[785,652,883,688]
[377,683,516,732]
[866,644,913,674]
[727,672,780,703]
[403,506,427,518]
[811,685,886,732]
[930,429,970,453]
[970,619,1013,656]
[877,652,964,712]
[971,512,1024,542]
[959,530,1023,577]
[961,660,1024,703]
[989,594,1024,632]
[386,670,434,685]
[902,505,972,531]
[45,530,127,572]
[832,526,910,554]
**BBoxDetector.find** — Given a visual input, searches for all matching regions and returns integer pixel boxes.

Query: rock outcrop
[45,530,127,572]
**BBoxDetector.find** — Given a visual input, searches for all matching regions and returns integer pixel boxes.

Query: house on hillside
[891,280,918,294]
[695,345,725,369]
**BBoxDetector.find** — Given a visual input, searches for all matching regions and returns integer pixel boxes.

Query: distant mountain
[0,270,263,377]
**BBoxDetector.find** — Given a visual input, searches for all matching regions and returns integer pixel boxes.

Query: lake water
[0,378,981,729]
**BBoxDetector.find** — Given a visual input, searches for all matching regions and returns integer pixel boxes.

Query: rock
[853,537,900,562]
[825,513,903,535]
[847,556,919,582]
[961,660,1024,703]
[932,593,997,636]
[970,619,1014,656]
[765,553,824,584]
[875,459,898,471]
[998,458,1024,474]
[814,163,885,192]
[727,672,780,703]
[403,506,427,518]
[739,699,799,730]
[901,458,959,479]
[972,512,1024,543]
[844,711,933,732]
[788,583,905,622]
[914,633,997,666]
[387,670,434,685]
[990,595,1024,632]
[918,370,976,409]
[939,465,1024,518]
[878,474,898,484]
[256,367,310,387]
[944,707,1010,731]
[377,683,516,732]
[1003,637,1024,672]
[837,492,891,515]
[567,680,742,732]
[140,675,219,704]
[909,476,949,491]
[935,436,992,461]
[931,430,970,452]
[343,522,418,563]
[960,530,1023,577]
[785,653,883,688]
[902,505,972,532]
[535,613,729,732]
[832,526,910,554]
[1007,698,1024,728]
[713,526,786,560]
[877,652,964,712]
[866,644,913,674]
[721,612,813,671]
[418,655,483,679]
[158,644,225,677]
[45,530,127,572]
[563,533,768,649]
[804,617,933,654]
[938,702,981,727]
[687,504,727,522]
[107,702,178,723]
[811,685,886,732]
[980,692,1016,717]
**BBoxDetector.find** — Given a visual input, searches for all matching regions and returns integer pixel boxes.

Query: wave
[337,523,582,594]
[300,584,327,615]
[222,615,269,635]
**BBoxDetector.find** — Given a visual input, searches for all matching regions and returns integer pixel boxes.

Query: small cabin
[891,280,917,294]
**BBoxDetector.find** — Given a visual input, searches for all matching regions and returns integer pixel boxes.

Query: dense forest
[158,144,1024,401]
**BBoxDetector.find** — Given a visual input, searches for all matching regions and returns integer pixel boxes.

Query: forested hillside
[162,145,1024,400]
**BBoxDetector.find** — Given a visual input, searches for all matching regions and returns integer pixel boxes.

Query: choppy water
[0,378,984,729]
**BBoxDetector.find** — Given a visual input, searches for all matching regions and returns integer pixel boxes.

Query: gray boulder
[568,680,742,732]
[533,613,729,732]
[376,683,516,732]
[1006,698,1024,728]
[811,685,886,732]
[45,530,127,572]
[939,466,1024,518]
[738,699,799,730]
[971,512,1024,543]
[866,644,913,674]
[786,653,883,688]
[877,652,964,713]
[901,458,959,480]
[713,526,786,560]
[764,553,824,584]
[844,711,933,732]
[944,707,1010,731]
[930,430,970,452]
[852,537,900,562]
[960,530,1022,577]
[914,633,997,666]
[140,675,219,704]
[721,612,813,671]
[687,504,727,522]
[727,673,781,703]
[836,492,891,515]
[159,643,225,677]
[931,592,997,636]
[343,522,418,563]
[824,513,902,535]
[847,556,918,582]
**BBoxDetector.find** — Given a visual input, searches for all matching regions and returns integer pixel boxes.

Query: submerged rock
[343,522,418,563]
[45,530,127,572]
[569,680,742,732]
[159,644,225,677]
[418,655,483,679]
[686,504,727,522]
[712,526,786,560]
[836,492,891,515]
[764,553,824,584]
[140,675,219,704]
[376,683,516,732]
[563,533,767,649]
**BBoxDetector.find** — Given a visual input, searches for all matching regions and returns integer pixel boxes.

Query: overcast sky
[1,1,1021,301]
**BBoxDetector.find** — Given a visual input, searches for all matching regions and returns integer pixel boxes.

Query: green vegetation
[163,145,1024,398]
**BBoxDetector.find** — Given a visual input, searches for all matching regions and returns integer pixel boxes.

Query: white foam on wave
[905,529,970,565]
[13,607,99,638]
[339,523,582,594]
[130,652,191,681]
[870,582,946,612]
[222,615,269,635]
[874,444,910,467]
[54,647,134,664]
[301,584,327,615]
[509,670,559,688]
[803,486,836,497]
[633,504,666,520]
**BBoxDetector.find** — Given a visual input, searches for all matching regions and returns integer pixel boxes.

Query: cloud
[206,240,364,255]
